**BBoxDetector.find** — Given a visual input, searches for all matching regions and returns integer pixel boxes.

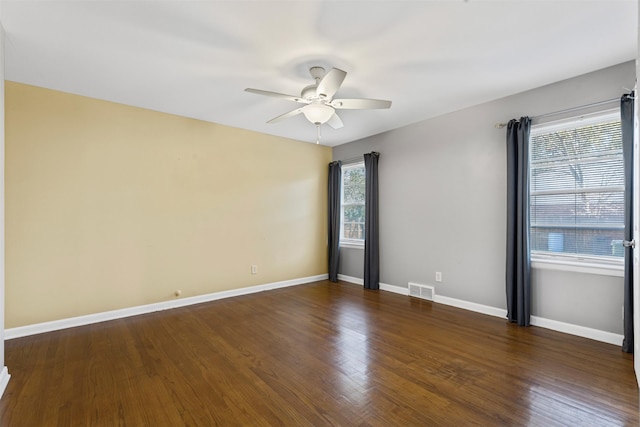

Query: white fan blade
[331,98,392,109]
[327,113,344,129]
[316,68,347,99]
[267,107,305,124]
[245,88,309,104]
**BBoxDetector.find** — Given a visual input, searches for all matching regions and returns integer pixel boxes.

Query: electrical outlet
[251,265,258,275]
[435,272,442,282]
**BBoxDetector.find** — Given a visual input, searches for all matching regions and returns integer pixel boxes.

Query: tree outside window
[341,163,365,244]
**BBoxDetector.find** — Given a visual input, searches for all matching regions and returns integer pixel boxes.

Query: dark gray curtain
[621,93,634,353]
[364,152,380,290]
[328,161,342,282]
[506,117,531,326]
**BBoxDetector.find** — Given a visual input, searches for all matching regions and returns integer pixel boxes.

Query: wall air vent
[408,282,435,301]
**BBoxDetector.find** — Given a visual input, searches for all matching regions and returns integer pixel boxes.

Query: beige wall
[0,21,6,376]
[5,81,331,328]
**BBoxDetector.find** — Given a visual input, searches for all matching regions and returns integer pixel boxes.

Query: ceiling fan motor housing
[301,84,318,100]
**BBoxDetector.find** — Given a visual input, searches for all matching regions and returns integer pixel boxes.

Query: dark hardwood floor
[0,280,637,426]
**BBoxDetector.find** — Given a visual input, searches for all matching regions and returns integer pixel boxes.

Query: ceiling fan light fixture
[302,103,334,125]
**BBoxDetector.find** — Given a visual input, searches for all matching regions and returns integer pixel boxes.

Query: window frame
[529,108,624,273]
[340,161,365,249]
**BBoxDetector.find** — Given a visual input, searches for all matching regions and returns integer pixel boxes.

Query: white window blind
[529,110,624,263]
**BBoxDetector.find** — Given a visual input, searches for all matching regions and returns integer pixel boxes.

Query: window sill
[340,242,364,250]
[531,258,624,277]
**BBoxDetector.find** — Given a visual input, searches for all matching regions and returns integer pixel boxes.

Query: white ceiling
[1,1,637,147]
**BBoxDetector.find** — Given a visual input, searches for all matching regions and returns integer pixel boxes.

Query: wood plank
[0,280,637,426]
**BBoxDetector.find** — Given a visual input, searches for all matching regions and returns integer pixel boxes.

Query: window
[341,162,365,247]
[529,109,624,267]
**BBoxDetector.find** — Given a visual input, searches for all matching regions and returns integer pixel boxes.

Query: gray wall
[333,61,635,335]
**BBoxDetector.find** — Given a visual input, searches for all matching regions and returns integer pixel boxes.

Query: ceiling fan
[245,66,392,141]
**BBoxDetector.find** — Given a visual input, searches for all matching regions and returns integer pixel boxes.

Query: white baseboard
[380,282,409,296]
[5,274,328,340]
[337,274,362,285]
[8,273,624,347]
[434,294,623,345]
[434,295,508,319]
[342,279,624,346]
[337,275,407,295]
[0,367,10,399]
[530,316,623,346]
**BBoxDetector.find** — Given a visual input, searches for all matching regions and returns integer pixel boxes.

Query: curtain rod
[338,156,364,165]
[494,96,623,129]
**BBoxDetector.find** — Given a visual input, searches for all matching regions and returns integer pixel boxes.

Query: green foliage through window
[342,163,365,241]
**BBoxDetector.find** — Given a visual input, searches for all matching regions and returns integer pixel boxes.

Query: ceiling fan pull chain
[316,124,321,144]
